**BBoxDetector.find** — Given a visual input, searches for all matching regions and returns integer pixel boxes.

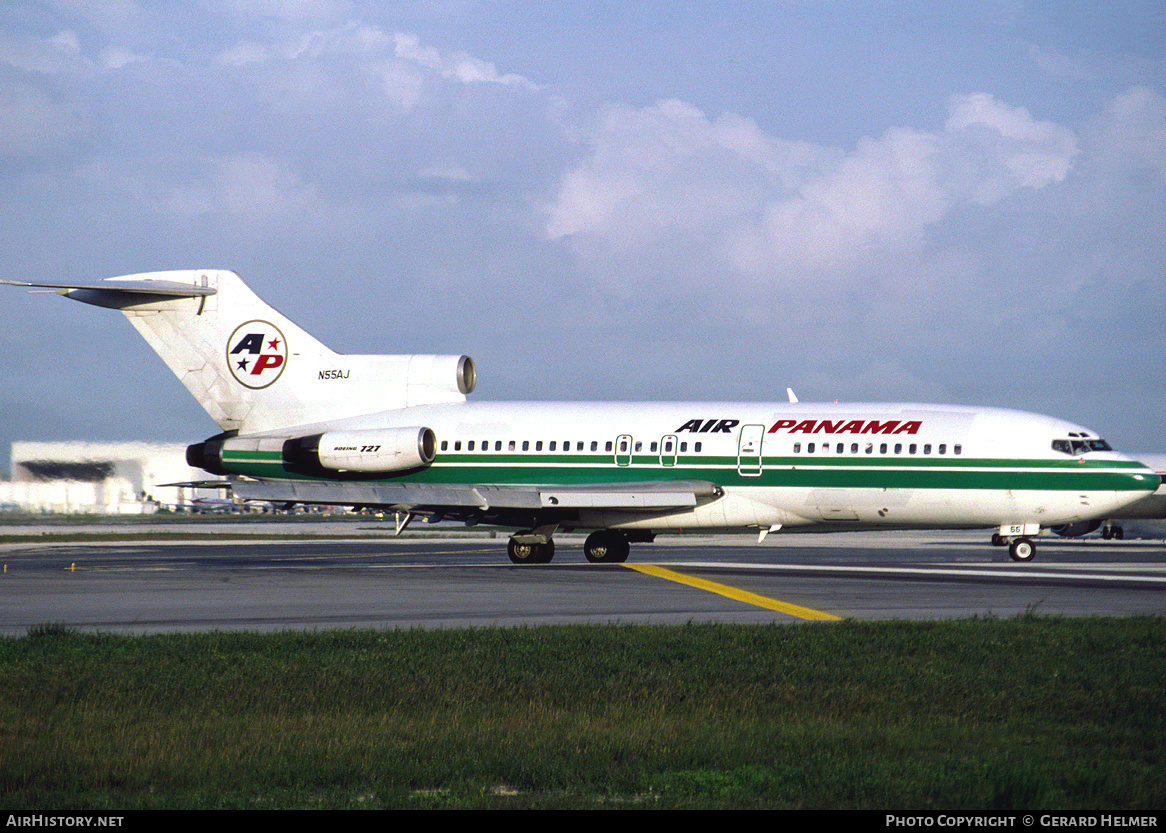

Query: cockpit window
[1052,438,1112,455]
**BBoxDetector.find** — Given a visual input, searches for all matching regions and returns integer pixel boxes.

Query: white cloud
[218,40,269,66]
[1088,86,1166,178]
[943,93,1078,202]
[98,45,149,69]
[393,31,537,89]
[547,93,1080,290]
[0,29,89,75]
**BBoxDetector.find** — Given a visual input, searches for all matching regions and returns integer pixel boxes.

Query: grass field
[1,617,1163,810]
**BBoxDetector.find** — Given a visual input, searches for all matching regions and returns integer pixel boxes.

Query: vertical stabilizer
[14,270,475,433]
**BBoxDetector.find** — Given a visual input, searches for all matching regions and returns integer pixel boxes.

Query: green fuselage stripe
[219,450,1153,492]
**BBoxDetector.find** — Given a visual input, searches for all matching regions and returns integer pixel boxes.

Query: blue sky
[1,0,1163,470]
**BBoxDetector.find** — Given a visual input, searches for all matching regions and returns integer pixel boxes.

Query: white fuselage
[229,399,1159,534]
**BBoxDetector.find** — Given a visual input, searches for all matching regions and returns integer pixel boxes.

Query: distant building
[0,442,222,514]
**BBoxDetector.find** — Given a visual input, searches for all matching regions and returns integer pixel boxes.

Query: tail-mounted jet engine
[188,427,436,478]
[284,428,436,475]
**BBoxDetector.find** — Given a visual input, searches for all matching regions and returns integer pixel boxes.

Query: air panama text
[768,419,922,435]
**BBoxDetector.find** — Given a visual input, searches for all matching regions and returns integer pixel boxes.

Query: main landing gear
[507,537,555,564]
[1101,522,1125,540]
[583,530,630,564]
[505,529,634,564]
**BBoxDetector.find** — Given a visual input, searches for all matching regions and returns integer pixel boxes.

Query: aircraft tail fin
[5,270,474,433]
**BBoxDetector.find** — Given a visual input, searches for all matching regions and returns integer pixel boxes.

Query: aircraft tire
[584,531,630,564]
[508,538,554,564]
[1008,537,1036,562]
[539,539,555,563]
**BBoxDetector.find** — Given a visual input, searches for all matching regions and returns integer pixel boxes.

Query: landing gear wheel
[1008,537,1036,562]
[508,538,555,564]
[584,531,630,564]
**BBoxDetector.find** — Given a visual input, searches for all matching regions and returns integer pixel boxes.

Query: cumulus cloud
[1087,86,1166,178]
[546,93,1080,291]
[393,31,537,89]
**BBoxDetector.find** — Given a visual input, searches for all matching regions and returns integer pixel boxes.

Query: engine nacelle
[284,427,436,475]
[188,427,437,477]
[408,354,475,396]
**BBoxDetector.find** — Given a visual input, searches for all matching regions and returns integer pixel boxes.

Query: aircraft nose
[1129,466,1161,492]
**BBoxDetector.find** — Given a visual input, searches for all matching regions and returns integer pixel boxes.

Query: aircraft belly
[580,488,803,531]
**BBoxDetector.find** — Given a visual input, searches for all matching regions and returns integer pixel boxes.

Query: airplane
[4,269,1159,564]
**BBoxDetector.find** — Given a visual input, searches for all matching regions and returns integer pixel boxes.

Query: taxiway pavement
[1,525,1163,634]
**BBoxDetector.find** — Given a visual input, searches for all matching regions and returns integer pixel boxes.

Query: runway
[1,526,1164,634]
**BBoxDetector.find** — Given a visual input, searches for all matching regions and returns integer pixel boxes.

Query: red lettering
[251,354,284,375]
[768,419,796,433]
[813,420,841,434]
[861,420,900,434]
[838,420,866,434]
[789,420,817,433]
[893,420,922,435]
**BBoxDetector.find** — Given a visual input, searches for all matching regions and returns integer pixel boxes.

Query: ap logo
[227,320,288,389]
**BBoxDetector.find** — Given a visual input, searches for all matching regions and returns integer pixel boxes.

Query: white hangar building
[0,441,221,514]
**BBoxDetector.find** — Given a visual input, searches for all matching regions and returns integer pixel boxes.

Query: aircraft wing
[230,478,721,513]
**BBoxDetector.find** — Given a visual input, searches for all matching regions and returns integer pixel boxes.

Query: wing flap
[230,479,719,512]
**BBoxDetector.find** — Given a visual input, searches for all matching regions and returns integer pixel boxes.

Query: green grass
[1,618,1163,809]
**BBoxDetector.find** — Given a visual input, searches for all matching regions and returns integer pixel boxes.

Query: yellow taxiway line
[624,563,842,621]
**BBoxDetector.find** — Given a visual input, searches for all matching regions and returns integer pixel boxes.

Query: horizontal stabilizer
[0,278,216,298]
